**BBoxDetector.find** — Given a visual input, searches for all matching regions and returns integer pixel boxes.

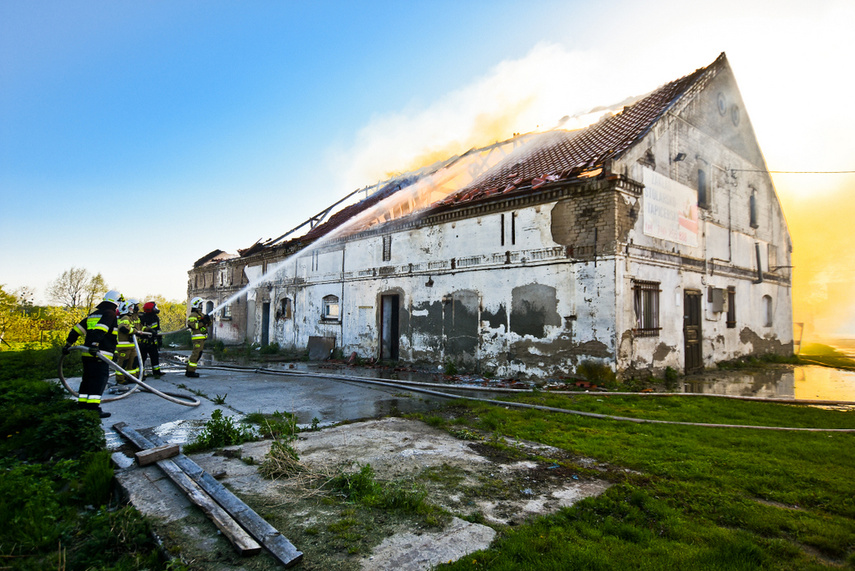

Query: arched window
[323,295,340,320]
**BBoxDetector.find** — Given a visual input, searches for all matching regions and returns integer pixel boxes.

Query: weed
[213,393,228,404]
[577,360,617,384]
[184,409,258,453]
[444,359,458,375]
[256,410,303,479]
[663,366,679,391]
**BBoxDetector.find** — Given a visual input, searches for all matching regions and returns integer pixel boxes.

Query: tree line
[1,267,187,348]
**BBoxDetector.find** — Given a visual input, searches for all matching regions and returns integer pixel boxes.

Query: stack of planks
[113,422,303,568]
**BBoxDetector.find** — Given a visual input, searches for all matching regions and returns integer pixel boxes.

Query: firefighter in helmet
[114,299,144,386]
[186,296,211,377]
[139,301,163,377]
[62,290,122,418]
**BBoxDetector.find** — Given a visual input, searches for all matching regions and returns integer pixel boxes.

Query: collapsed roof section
[237,53,726,259]
[194,249,237,268]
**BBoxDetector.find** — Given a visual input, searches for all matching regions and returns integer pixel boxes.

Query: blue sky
[2,0,854,332]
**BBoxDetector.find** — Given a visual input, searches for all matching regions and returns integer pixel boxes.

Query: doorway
[261,301,270,347]
[380,294,399,361]
[683,290,703,373]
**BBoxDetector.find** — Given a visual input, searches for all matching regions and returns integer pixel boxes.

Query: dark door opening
[683,290,702,374]
[380,295,399,361]
[261,302,270,347]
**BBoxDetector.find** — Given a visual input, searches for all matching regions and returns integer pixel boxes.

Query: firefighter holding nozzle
[62,290,123,418]
[185,296,211,378]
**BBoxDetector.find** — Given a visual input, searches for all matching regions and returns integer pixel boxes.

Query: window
[763,295,773,327]
[311,251,319,272]
[322,295,340,320]
[749,189,758,228]
[382,235,392,262]
[279,297,292,320]
[221,304,232,320]
[501,212,516,246]
[633,281,660,336]
[726,287,736,328]
[698,169,709,209]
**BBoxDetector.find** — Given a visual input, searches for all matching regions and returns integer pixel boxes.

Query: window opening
[511,212,516,245]
[633,280,660,336]
[322,295,340,320]
[500,213,505,246]
[279,297,292,320]
[750,189,758,228]
[698,169,708,209]
[763,295,773,327]
[726,286,736,328]
[382,235,392,262]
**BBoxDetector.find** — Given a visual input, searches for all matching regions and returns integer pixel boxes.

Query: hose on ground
[175,361,855,432]
[59,343,201,407]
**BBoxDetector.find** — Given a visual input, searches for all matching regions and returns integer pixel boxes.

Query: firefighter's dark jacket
[66,301,119,357]
[139,311,161,347]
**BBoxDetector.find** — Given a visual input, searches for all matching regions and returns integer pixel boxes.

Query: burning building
[188,53,793,378]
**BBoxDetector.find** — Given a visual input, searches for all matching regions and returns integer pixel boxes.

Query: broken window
[221,304,232,320]
[632,280,660,336]
[382,235,392,262]
[698,168,709,209]
[763,295,773,327]
[322,295,340,320]
[726,287,736,328]
[279,297,292,320]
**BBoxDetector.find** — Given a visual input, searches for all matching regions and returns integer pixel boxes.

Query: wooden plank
[113,422,303,568]
[135,443,180,466]
[159,441,304,568]
[112,423,262,556]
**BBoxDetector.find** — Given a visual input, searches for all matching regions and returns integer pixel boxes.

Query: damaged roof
[239,53,726,258]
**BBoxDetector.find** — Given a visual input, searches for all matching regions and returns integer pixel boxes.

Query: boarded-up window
[633,280,660,336]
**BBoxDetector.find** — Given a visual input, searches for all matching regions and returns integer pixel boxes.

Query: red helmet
[143,301,157,313]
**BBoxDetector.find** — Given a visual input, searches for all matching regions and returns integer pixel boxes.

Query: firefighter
[114,299,145,386]
[186,296,211,378]
[139,301,163,377]
[62,290,122,418]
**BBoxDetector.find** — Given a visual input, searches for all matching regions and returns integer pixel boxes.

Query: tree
[47,268,109,311]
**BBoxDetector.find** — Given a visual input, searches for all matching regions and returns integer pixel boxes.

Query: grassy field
[424,393,855,570]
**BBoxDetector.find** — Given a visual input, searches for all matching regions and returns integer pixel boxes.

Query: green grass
[426,394,855,570]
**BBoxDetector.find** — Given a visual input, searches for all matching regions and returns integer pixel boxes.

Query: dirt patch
[117,417,611,570]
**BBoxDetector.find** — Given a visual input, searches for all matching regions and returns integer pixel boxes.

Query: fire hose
[58,338,201,407]
[167,361,855,432]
